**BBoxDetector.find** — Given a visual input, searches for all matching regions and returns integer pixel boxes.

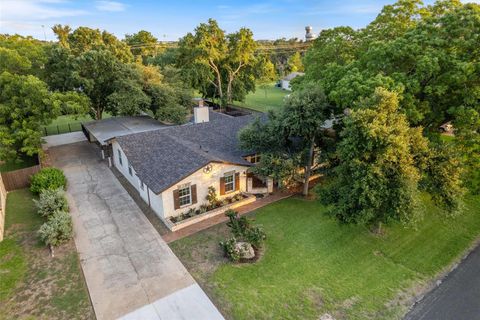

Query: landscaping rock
[235,241,255,259]
[319,314,335,320]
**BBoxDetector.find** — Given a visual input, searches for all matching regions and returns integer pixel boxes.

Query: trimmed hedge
[30,167,67,194]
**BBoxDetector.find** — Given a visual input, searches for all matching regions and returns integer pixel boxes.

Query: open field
[0,189,94,320]
[235,83,288,112]
[170,195,480,320]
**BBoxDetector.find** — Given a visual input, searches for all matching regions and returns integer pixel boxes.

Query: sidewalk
[162,191,293,243]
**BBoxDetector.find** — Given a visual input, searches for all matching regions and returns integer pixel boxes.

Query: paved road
[49,141,223,320]
[404,245,480,320]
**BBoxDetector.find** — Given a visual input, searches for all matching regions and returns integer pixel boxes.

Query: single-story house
[280,72,305,91]
[107,104,272,226]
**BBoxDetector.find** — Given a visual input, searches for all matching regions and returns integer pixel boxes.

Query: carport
[82,115,167,162]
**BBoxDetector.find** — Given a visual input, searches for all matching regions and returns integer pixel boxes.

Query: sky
[0,0,476,41]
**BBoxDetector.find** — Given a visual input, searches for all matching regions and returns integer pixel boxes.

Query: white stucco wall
[112,141,149,204]
[160,162,249,219]
[112,140,249,220]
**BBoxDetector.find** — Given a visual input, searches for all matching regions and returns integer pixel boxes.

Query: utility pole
[41,25,47,41]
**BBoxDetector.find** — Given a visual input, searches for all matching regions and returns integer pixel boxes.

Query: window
[140,181,144,191]
[224,173,235,193]
[178,185,192,207]
[246,154,260,164]
[128,165,133,176]
[118,149,122,165]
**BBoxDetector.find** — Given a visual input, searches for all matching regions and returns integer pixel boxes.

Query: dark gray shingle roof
[116,111,264,194]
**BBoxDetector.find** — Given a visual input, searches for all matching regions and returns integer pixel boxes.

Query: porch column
[267,178,274,193]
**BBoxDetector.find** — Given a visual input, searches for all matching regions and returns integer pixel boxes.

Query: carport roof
[82,115,167,146]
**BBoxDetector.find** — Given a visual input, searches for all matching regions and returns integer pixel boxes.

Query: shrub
[225,209,266,249]
[34,188,68,218]
[38,211,73,247]
[30,167,67,194]
[234,193,244,201]
[186,208,196,217]
[219,237,240,262]
[206,186,218,207]
[199,204,209,214]
[226,209,251,238]
[245,226,266,249]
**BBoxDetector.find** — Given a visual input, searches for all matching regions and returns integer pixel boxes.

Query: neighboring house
[280,72,305,91]
[107,104,272,224]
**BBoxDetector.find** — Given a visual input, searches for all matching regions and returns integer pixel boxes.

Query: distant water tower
[305,26,317,41]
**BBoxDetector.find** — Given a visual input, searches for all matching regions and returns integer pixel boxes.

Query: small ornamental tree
[38,211,73,255]
[34,188,69,218]
[30,168,67,194]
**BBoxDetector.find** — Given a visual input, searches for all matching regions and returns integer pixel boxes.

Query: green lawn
[235,83,288,112]
[0,189,94,319]
[170,195,480,320]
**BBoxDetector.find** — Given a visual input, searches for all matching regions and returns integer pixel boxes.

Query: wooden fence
[0,174,6,241]
[1,165,41,191]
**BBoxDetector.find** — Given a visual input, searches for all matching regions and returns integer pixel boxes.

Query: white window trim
[224,172,235,194]
[178,185,192,207]
[128,165,133,176]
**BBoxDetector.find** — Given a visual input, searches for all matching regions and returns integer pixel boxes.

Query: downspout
[147,187,151,208]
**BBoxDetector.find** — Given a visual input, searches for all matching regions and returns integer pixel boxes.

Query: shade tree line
[1,19,288,162]
[240,0,478,229]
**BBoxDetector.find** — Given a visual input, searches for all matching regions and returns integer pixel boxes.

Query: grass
[235,83,288,112]
[170,194,480,320]
[0,156,37,173]
[0,189,94,319]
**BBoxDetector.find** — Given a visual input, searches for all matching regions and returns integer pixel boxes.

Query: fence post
[68,123,71,132]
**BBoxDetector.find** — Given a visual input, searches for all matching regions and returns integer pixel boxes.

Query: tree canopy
[178,19,269,107]
[52,25,133,62]
[0,72,88,160]
[303,0,479,196]
[240,83,331,196]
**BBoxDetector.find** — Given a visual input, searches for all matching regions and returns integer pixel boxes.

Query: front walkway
[162,191,293,243]
[49,142,223,320]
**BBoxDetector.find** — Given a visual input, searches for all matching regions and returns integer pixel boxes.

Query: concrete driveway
[49,142,223,320]
[404,245,480,320]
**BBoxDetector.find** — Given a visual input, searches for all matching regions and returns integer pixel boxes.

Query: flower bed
[165,193,256,231]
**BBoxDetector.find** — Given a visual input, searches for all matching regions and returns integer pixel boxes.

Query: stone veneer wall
[0,174,7,241]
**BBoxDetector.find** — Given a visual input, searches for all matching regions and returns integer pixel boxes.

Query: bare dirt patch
[0,230,94,320]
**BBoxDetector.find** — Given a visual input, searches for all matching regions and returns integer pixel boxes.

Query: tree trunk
[96,107,103,120]
[302,137,315,197]
[226,74,234,106]
[49,244,55,258]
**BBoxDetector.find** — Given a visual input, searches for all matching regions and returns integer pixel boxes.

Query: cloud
[0,0,87,39]
[0,0,87,19]
[95,1,127,12]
